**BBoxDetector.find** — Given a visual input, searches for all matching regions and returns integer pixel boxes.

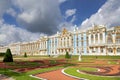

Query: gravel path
[35,69,79,80]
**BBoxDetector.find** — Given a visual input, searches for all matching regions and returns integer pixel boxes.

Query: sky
[0,0,120,45]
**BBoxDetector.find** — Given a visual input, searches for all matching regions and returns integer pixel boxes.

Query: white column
[98,47,100,54]
[63,38,64,47]
[66,37,67,47]
[103,48,106,55]
[88,34,91,45]
[60,39,61,47]
[51,39,52,49]
[69,37,71,47]
[103,32,105,43]
[98,33,100,44]
[112,34,115,44]
[59,38,62,47]
[62,39,63,47]
[90,48,92,54]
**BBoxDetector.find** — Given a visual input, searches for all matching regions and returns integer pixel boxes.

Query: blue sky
[0,0,120,45]
[60,0,106,25]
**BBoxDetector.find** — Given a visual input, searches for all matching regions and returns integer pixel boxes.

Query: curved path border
[77,69,120,77]
[62,68,88,80]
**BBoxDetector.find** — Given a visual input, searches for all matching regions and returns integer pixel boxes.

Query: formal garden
[0,49,120,80]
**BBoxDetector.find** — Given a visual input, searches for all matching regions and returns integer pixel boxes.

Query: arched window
[95,34,98,42]
[91,35,93,43]
[100,33,103,41]
[108,48,113,53]
[117,48,120,52]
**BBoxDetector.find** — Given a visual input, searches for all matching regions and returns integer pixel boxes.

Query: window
[117,48,120,52]
[101,48,103,53]
[100,33,103,41]
[95,34,98,40]
[108,48,113,53]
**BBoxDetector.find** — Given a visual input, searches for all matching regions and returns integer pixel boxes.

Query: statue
[78,51,82,61]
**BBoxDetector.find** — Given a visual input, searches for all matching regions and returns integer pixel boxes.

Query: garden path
[35,69,81,80]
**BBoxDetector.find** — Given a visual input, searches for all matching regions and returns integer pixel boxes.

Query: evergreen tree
[24,52,27,57]
[3,48,13,62]
[65,51,70,59]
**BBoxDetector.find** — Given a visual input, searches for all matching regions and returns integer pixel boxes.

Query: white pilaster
[98,33,100,44]
[69,37,71,47]
[103,32,105,43]
[88,34,91,45]
[103,48,106,55]
[98,47,100,54]
[66,37,67,47]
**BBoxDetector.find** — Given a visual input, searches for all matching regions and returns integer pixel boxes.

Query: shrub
[24,52,27,57]
[65,51,71,59]
[49,60,57,65]
[0,53,5,56]
[3,48,13,62]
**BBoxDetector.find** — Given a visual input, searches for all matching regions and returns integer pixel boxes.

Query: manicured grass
[107,61,119,65]
[6,61,45,69]
[82,55,120,60]
[57,55,120,59]
[79,67,97,72]
[0,56,49,62]
[0,66,63,80]
[64,67,120,80]
[57,55,120,63]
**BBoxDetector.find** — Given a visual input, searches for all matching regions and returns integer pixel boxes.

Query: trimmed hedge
[3,48,13,62]
[65,52,71,59]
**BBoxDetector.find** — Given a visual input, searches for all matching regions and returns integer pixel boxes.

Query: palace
[0,25,120,56]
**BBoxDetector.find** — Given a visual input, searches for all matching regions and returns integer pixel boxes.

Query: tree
[65,51,71,59]
[24,52,27,57]
[3,48,13,62]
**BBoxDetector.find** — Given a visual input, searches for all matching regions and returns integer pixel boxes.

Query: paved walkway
[0,74,14,80]
[35,69,79,80]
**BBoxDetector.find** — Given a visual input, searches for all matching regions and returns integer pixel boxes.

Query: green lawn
[64,67,120,80]
[0,66,63,80]
[79,67,97,72]
[6,61,45,69]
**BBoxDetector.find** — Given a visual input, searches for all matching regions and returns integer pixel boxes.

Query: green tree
[24,52,27,57]
[3,48,13,62]
[65,51,71,59]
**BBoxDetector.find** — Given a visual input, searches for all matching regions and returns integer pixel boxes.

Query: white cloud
[0,0,11,18]
[70,15,76,23]
[12,0,62,34]
[6,8,17,17]
[80,0,120,29]
[58,0,67,3]
[59,21,74,31]
[65,9,76,18]
[0,21,44,45]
